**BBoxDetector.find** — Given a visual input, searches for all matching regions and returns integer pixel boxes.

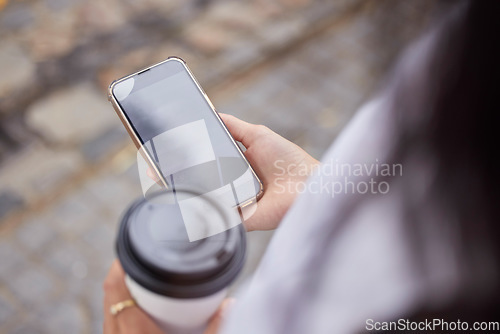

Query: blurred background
[0,0,443,333]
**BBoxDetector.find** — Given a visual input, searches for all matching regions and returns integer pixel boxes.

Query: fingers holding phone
[219,113,319,231]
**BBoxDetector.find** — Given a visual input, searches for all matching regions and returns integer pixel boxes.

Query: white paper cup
[116,189,246,334]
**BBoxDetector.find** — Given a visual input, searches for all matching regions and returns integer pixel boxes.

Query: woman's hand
[220,114,319,231]
[103,260,230,334]
[103,260,164,334]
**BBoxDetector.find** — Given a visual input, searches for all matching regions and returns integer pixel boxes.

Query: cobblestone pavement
[0,0,439,333]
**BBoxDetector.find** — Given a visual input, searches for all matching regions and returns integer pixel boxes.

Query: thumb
[203,298,236,334]
[219,113,262,149]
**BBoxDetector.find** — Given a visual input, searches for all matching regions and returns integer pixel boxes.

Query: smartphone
[108,57,263,209]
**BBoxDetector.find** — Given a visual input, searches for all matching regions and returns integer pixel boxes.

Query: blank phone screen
[112,58,261,206]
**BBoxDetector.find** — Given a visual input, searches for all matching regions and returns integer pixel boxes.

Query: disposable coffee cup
[116,189,246,334]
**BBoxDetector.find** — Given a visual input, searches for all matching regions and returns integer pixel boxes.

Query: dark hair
[389,0,500,320]
[282,1,500,331]
[287,1,500,329]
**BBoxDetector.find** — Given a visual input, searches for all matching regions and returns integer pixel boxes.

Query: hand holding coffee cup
[103,260,235,334]
[114,189,246,334]
[103,260,165,334]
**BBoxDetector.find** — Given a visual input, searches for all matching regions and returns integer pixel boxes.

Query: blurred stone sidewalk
[0,0,437,333]
[0,0,370,224]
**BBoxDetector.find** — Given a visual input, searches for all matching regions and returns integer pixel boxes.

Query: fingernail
[220,298,236,318]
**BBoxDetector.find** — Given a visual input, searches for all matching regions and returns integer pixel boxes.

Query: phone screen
[112,58,261,206]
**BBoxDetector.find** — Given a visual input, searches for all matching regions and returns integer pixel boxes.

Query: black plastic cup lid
[116,189,246,299]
